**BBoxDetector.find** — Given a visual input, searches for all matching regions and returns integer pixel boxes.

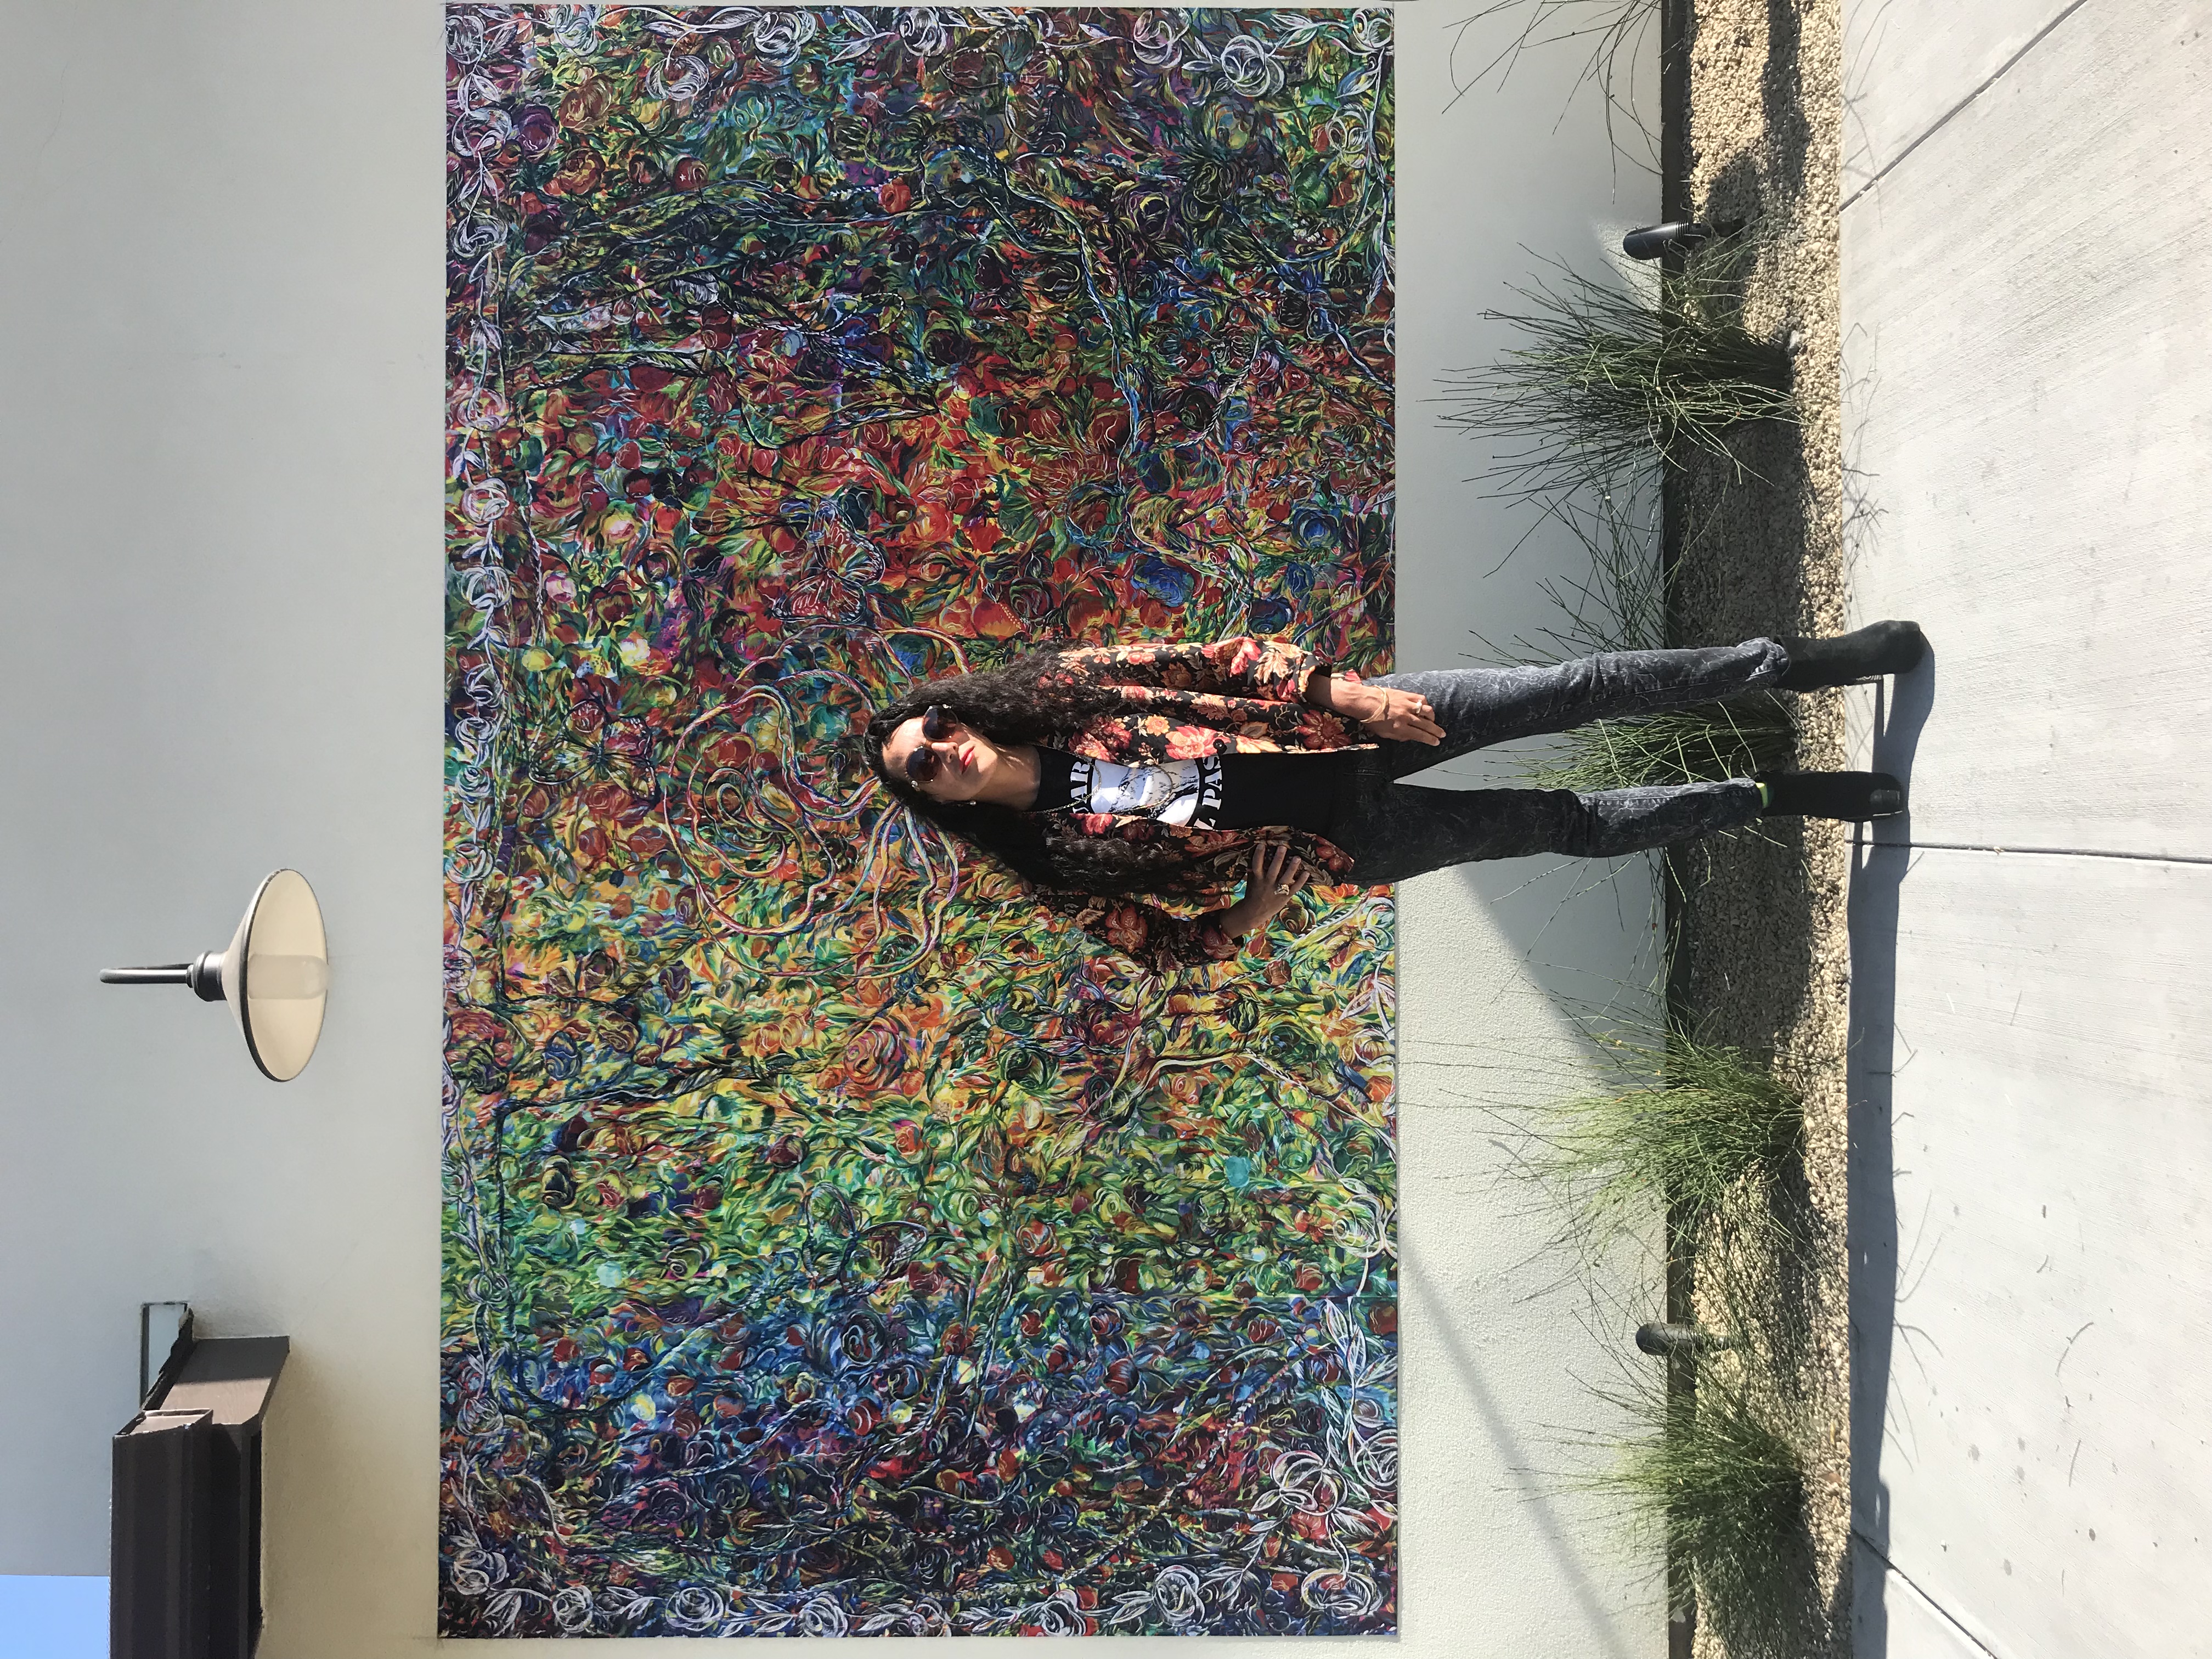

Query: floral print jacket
[1020,636,1374,973]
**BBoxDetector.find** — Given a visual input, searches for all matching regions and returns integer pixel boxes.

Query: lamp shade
[100,870,329,1081]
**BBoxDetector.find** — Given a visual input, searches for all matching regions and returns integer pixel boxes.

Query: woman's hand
[1224,840,1312,939]
[1310,671,1444,744]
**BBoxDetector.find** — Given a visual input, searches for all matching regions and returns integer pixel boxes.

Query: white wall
[0,5,1663,1652]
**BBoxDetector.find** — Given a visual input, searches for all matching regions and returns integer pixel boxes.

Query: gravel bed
[1667,1,1852,1653]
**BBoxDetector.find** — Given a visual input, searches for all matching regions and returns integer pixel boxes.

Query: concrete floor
[1838,2,2212,1655]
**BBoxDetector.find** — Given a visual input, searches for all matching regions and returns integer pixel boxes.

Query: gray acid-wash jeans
[1334,640,1787,883]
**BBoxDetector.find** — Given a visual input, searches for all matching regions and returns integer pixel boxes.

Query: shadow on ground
[1844,664,1935,1657]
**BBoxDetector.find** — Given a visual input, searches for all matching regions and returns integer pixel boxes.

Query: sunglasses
[901,706,958,787]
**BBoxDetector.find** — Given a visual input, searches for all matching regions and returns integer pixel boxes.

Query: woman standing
[864,628,1922,972]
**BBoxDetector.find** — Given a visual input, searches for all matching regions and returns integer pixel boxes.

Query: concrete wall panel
[1840,0,2212,857]
[1842,0,2083,199]
[1848,844,2212,1659]
[1851,1538,1995,1659]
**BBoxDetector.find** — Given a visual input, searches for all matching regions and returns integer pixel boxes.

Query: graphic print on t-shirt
[1071,755,1224,827]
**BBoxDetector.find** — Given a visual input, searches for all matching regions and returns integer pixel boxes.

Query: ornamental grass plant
[1440,239,1796,500]
[1525,698,1797,793]
[1537,1020,1807,1262]
[1525,1018,1829,1655]
[1479,472,1801,793]
[1579,1358,1817,1659]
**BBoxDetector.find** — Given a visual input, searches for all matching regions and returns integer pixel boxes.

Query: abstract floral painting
[444,6,1394,1635]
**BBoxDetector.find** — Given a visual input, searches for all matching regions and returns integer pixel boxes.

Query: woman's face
[882,709,1016,804]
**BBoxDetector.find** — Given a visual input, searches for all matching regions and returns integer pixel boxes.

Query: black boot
[1776,620,1926,691]
[1758,771,1906,821]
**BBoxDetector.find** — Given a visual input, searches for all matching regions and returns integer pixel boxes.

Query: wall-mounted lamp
[101,870,328,1081]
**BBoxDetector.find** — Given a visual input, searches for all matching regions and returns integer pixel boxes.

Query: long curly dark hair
[862,651,1195,898]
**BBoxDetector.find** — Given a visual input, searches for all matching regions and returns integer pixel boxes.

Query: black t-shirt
[1032,747,1353,834]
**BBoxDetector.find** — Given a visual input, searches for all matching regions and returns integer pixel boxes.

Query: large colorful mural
[443,6,1395,1635]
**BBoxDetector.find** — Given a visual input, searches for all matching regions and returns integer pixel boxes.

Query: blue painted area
[1289,503,1340,552]
[1132,554,1195,608]
[0,1577,106,1659]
